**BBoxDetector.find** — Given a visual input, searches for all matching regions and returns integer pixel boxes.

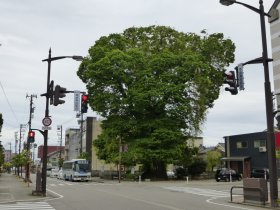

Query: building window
[236,141,248,149]
[254,140,266,148]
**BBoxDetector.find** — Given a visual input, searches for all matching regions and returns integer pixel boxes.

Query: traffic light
[28,131,35,143]
[53,85,67,106]
[224,71,238,95]
[81,94,88,113]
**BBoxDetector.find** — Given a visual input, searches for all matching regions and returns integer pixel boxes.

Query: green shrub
[188,159,206,177]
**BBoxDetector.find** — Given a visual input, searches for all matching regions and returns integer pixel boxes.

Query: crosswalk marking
[47,181,73,187]
[0,201,55,210]
[163,186,229,198]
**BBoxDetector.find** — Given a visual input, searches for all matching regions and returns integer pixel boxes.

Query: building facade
[37,145,65,167]
[269,2,280,107]
[64,128,80,161]
[223,131,280,178]
[4,150,12,162]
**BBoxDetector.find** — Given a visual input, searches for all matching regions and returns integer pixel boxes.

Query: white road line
[206,198,254,210]
[163,186,253,210]
[45,188,64,201]
[162,186,229,197]
[0,201,55,210]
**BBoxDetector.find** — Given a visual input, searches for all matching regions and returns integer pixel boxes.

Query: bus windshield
[76,163,89,172]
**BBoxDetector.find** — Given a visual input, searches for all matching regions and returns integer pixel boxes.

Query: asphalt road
[39,177,269,210]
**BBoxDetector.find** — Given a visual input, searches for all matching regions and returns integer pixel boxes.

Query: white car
[57,169,63,180]
[167,170,176,178]
[47,168,52,177]
[50,168,59,178]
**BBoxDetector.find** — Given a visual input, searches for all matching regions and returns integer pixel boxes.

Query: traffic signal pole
[80,112,83,155]
[80,94,88,155]
[40,49,83,196]
[26,94,37,183]
[41,49,52,196]
[220,0,278,207]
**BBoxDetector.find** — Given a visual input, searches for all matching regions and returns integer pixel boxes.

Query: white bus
[62,159,91,181]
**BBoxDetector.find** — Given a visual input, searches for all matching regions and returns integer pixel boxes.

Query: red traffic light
[28,131,35,138]
[81,94,89,113]
[225,71,234,80]
[224,71,238,95]
[82,94,88,102]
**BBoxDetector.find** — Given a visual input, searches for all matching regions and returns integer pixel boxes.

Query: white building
[64,128,80,161]
[269,1,280,107]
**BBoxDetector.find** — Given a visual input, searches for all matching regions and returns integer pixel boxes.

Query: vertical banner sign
[74,91,80,111]
[237,63,245,91]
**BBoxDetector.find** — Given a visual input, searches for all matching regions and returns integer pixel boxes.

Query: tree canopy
[77,25,235,178]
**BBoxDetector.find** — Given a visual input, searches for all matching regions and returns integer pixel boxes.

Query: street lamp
[41,48,83,196]
[220,0,278,207]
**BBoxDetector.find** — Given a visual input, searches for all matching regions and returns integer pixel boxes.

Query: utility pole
[19,124,25,177]
[26,94,37,182]
[9,142,11,173]
[14,132,18,175]
[9,142,11,161]
[118,137,122,183]
[8,142,11,162]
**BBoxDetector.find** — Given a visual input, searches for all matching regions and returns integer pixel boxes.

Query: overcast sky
[0,0,276,153]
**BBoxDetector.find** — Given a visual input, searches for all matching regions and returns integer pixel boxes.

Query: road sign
[74,91,80,111]
[42,117,52,126]
[42,126,51,130]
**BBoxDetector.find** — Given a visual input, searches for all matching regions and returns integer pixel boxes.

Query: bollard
[139,175,141,184]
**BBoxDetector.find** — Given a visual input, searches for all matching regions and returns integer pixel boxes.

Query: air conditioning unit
[259,146,267,152]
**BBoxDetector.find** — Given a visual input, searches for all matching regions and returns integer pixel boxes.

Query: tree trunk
[152,161,167,180]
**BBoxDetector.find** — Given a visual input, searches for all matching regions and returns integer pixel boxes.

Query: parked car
[57,169,63,180]
[215,168,242,182]
[251,168,269,179]
[167,170,176,179]
[50,168,59,178]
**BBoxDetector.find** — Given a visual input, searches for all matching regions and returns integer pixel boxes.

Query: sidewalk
[0,172,54,204]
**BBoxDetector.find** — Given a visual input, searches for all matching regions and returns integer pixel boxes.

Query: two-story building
[222,131,280,178]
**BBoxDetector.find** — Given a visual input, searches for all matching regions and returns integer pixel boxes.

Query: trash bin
[243,178,268,203]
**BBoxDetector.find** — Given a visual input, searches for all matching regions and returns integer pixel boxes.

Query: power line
[0,81,20,125]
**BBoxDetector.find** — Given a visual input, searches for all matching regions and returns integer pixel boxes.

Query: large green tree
[78,26,235,179]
